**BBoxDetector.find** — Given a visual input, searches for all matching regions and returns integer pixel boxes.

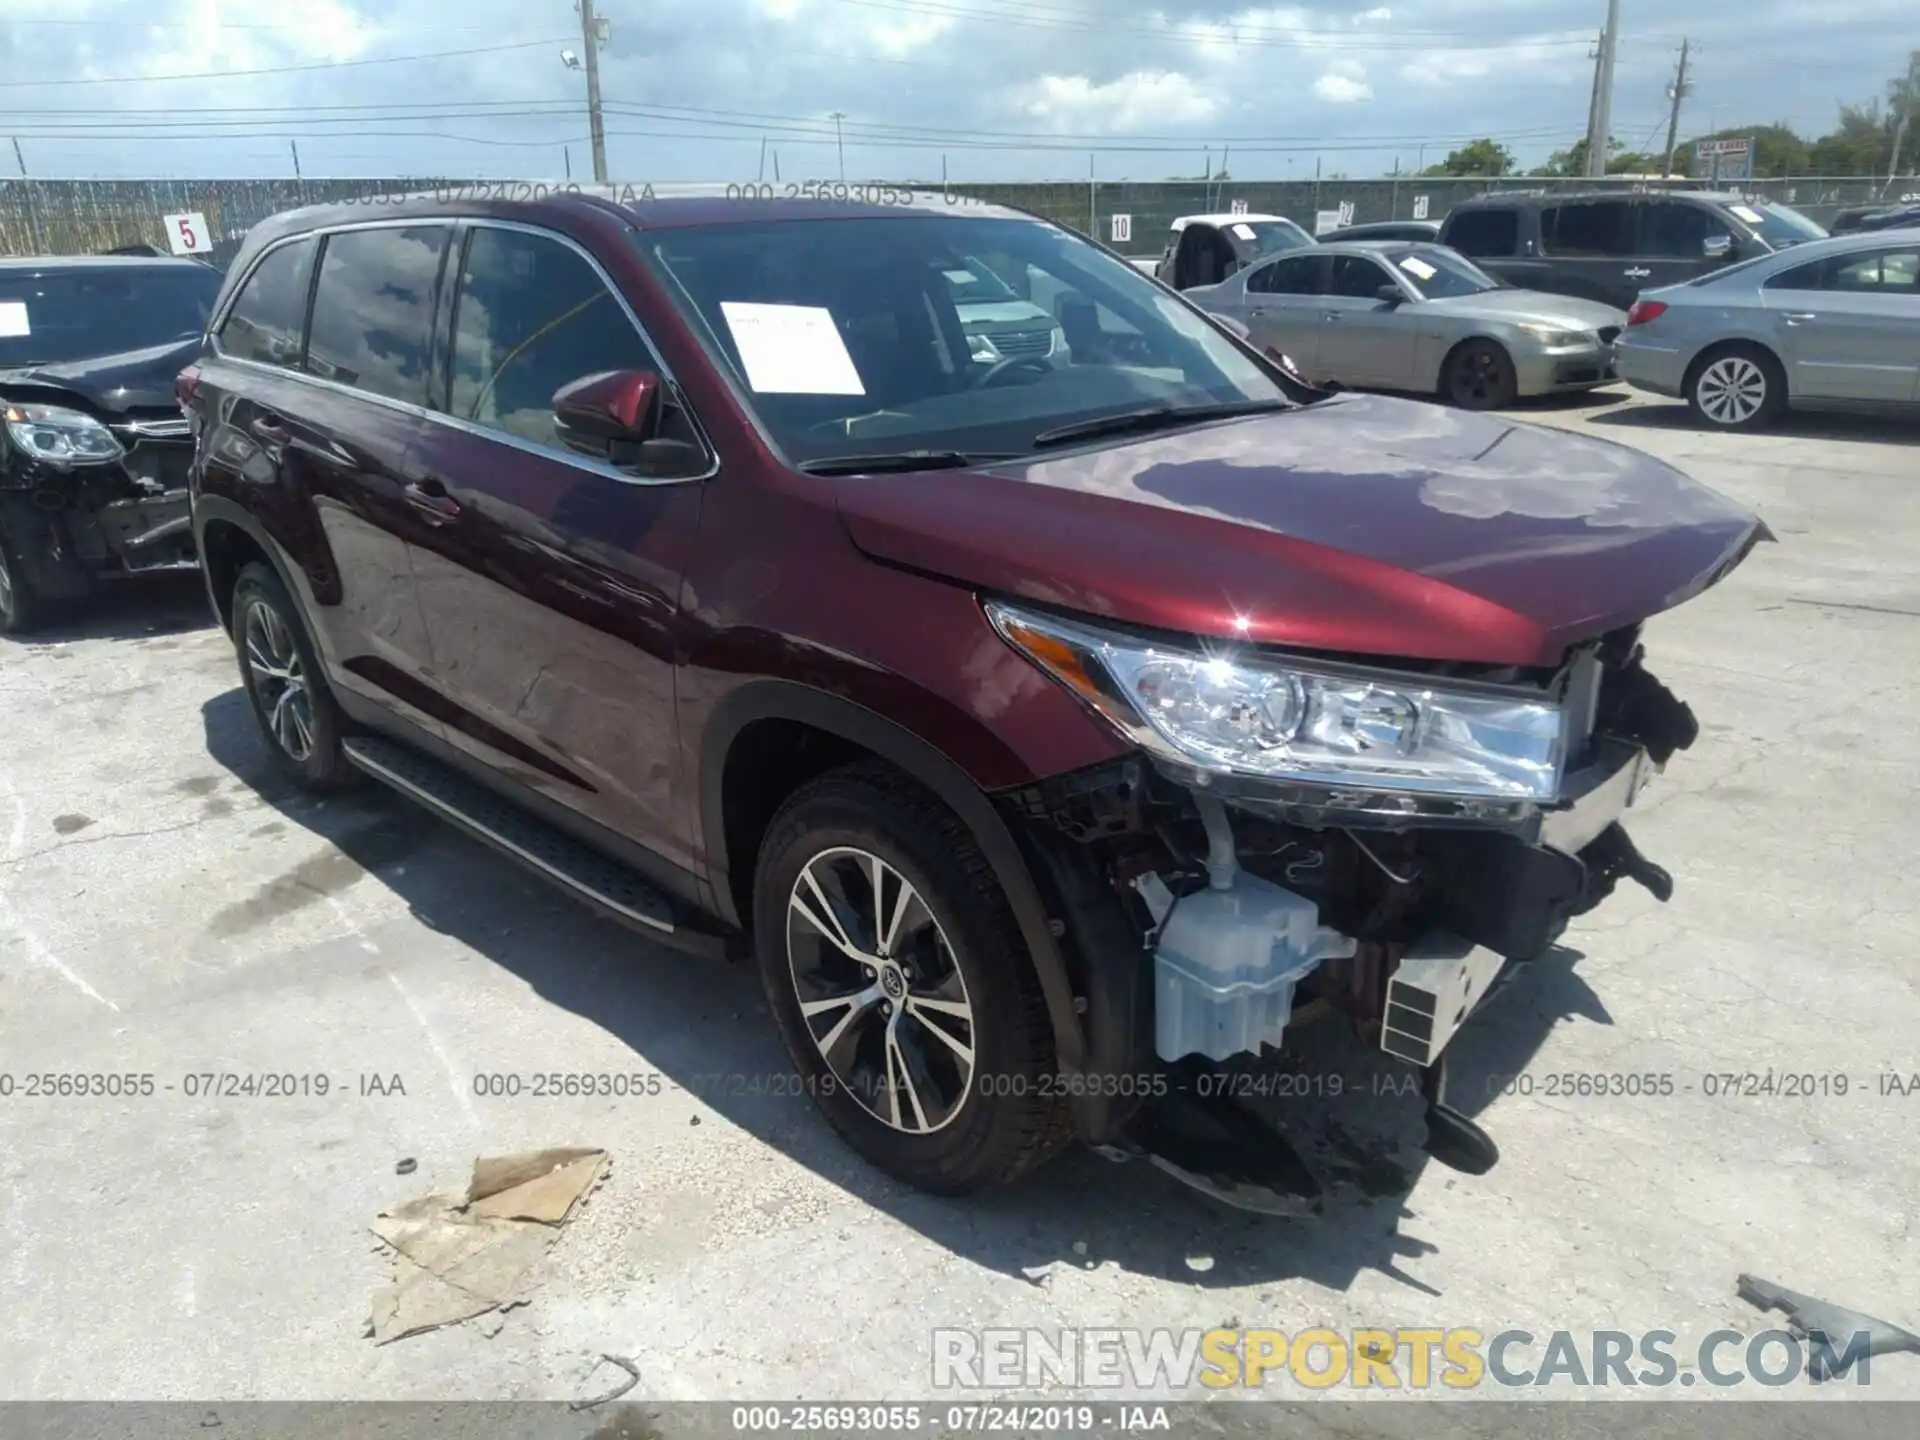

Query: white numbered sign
[1412,195,1430,220]
[1229,199,1249,216]
[1109,213,1132,244]
[164,212,212,256]
[1337,200,1355,226]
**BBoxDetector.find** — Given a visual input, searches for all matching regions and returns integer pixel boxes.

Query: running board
[341,735,725,959]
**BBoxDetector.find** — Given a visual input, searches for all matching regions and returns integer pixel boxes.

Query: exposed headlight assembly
[988,600,1567,824]
[4,403,124,467]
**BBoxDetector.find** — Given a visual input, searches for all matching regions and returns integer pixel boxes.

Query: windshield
[1391,247,1501,299]
[1231,219,1316,260]
[0,265,221,368]
[635,215,1288,468]
[1730,200,1828,249]
[939,256,1022,306]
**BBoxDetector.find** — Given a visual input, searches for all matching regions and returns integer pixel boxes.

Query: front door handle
[1323,312,1344,321]
[404,478,461,524]
[1623,267,1652,279]
[249,414,291,444]
[1782,312,1817,325]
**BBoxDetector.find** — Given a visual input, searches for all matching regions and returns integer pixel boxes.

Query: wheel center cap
[880,964,905,1000]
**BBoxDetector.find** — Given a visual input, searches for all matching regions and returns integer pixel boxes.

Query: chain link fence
[942,174,1907,260]
[0,173,1905,269]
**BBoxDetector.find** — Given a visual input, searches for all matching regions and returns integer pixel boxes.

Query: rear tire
[1686,344,1785,431]
[752,761,1070,1194]
[0,520,41,636]
[1442,338,1519,410]
[232,562,357,791]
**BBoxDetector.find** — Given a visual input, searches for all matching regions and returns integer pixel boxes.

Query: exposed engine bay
[1003,624,1699,1211]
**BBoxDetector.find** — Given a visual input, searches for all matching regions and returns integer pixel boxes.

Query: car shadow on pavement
[202,686,1602,1299]
[1586,402,1920,446]
[6,572,215,646]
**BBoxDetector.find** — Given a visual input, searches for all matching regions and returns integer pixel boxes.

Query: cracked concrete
[0,394,1917,1418]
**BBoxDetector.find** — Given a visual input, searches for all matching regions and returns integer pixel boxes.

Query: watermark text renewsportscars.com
[932,1327,1883,1391]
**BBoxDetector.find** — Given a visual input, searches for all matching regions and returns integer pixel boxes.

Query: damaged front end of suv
[989,598,1737,1211]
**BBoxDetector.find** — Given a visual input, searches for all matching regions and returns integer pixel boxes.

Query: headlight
[967,332,1002,363]
[4,404,124,466]
[987,601,1566,803]
[1516,323,1593,348]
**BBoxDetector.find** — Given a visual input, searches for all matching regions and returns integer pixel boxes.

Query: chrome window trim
[442,218,718,485]
[207,214,719,488]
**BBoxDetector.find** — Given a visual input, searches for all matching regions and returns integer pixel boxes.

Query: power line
[0,37,572,89]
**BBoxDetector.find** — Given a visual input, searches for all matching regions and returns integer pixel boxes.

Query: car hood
[1421,290,1626,330]
[833,392,1770,667]
[0,336,201,415]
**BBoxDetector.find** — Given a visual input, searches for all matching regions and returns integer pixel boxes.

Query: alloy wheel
[1452,350,1501,405]
[244,598,315,762]
[786,846,976,1134]
[1696,356,1767,426]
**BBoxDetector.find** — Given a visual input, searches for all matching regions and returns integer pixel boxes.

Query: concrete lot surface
[1,393,1917,1415]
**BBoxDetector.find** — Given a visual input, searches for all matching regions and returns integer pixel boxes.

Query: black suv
[0,255,222,633]
[1438,190,1828,311]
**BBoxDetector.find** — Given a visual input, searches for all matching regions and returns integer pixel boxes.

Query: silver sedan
[1185,241,1627,409]
[1613,227,1920,430]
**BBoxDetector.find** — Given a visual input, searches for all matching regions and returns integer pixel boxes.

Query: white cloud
[872,14,954,57]
[1312,58,1372,104]
[1355,5,1393,22]
[1013,71,1220,133]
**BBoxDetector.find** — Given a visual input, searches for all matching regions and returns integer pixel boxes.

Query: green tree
[1806,104,1891,175]
[1422,138,1515,177]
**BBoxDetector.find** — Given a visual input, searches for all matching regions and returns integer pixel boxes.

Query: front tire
[0,519,43,636]
[1443,338,1519,410]
[753,762,1069,1194]
[232,562,356,791]
[1687,344,1785,431]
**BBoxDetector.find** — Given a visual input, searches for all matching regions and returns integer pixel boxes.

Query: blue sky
[0,0,1908,181]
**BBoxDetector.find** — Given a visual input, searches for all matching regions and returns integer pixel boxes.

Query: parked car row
[1,187,1749,1212]
[1149,191,1917,431]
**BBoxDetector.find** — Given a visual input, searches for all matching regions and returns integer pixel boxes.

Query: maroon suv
[182,190,1767,1207]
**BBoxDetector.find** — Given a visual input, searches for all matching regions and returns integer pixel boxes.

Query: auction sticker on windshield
[1399,256,1437,281]
[1730,204,1765,225]
[1231,223,1256,241]
[719,301,866,395]
[0,302,29,338]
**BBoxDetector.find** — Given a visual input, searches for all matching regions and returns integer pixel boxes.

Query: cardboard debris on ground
[367,1147,609,1345]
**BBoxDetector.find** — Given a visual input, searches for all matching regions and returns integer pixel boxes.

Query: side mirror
[552,369,661,462]
[1375,284,1405,307]
[1703,234,1734,260]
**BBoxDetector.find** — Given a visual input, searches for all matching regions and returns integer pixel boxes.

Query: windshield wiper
[1031,399,1291,449]
[796,449,1016,476]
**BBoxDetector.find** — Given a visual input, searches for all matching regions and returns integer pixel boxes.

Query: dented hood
[833,392,1770,667]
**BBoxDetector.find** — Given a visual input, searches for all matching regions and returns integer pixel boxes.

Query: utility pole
[577,0,609,183]
[828,112,847,181]
[290,140,302,179]
[1889,50,1920,193]
[1584,0,1621,179]
[1662,39,1691,178]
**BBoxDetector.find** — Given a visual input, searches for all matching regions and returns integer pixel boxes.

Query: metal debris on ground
[571,1353,642,1411]
[1735,1272,1920,1381]
[367,1147,610,1345]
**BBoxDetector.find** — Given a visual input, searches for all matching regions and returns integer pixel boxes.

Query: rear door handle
[404,478,461,524]
[1783,312,1818,324]
[1322,312,1343,321]
[1623,267,1652,279]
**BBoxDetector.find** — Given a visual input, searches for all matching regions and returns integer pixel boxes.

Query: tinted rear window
[0,265,222,368]
[305,226,449,406]
[1445,209,1520,258]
